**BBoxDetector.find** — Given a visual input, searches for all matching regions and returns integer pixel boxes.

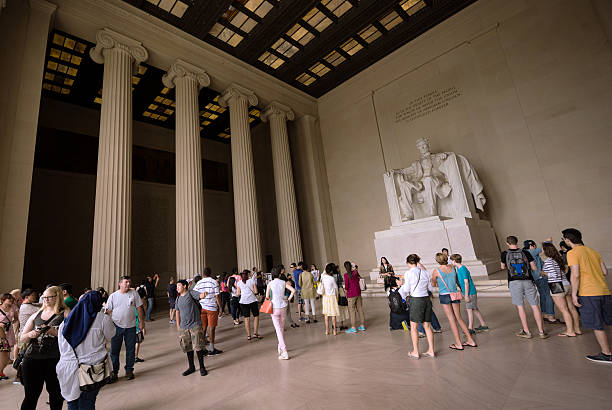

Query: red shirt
[344,271,361,298]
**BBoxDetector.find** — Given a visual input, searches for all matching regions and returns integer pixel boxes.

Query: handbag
[438,271,463,301]
[259,299,273,314]
[548,281,565,294]
[359,278,367,291]
[337,288,348,306]
[136,329,144,344]
[73,347,111,391]
[316,282,324,296]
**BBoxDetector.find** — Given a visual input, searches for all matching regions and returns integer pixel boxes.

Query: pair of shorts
[201,309,218,327]
[240,301,259,318]
[578,295,612,330]
[509,280,539,306]
[169,299,176,309]
[549,284,572,297]
[439,294,461,305]
[179,326,205,353]
[0,337,10,352]
[296,290,303,305]
[465,293,479,309]
[409,296,432,323]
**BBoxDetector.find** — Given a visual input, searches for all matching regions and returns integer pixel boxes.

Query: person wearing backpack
[385,275,409,331]
[501,235,549,339]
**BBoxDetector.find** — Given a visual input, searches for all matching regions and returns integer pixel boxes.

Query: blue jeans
[535,277,555,315]
[110,325,136,374]
[67,387,100,410]
[146,297,154,320]
[418,310,441,333]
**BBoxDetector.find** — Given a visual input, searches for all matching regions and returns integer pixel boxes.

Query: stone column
[162,60,210,279]
[262,102,303,266]
[219,84,263,271]
[0,0,57,291]
[89,29,148,290]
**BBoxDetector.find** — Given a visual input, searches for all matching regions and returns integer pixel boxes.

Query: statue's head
[416,137,431,155]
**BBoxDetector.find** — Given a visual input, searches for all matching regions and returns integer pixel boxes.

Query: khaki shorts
[179,326,205,353]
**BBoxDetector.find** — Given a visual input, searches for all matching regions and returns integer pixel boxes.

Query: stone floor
[3,297,612,410]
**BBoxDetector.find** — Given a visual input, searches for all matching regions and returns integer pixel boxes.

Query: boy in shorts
[501,235,548,339]
[451,254,488,334]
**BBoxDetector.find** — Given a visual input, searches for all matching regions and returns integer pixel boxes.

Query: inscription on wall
[394,86,461,123]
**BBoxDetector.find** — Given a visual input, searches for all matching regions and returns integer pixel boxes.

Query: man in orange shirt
[563,228,611,363]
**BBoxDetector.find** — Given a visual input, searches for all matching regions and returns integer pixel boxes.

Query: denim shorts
[578,295,612,330]
[439,294,461,305]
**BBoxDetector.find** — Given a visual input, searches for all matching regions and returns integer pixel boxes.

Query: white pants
[303,298,316,316]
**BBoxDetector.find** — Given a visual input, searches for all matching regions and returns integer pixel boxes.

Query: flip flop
[408,353,420,359]
[422,352,435,358]
[462,342,478,348]
[558,333,577,337]
[449,344,464,351]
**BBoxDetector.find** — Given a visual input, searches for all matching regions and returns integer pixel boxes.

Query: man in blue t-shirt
[291,262,304,321]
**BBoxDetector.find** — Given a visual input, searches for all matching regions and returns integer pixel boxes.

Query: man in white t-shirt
[193,268,222,355]
[106,276,145,382]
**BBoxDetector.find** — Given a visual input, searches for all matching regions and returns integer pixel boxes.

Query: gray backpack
[506,249,530,280]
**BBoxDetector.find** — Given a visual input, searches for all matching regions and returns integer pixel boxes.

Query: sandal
[247,336,252,341]
[254,334,263,339]
[462,342,478,348]
[558,332,577,337]
[449,344,464,351]
[408,353,420,360]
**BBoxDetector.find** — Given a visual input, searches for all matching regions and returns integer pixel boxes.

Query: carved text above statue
[394,87,461,123]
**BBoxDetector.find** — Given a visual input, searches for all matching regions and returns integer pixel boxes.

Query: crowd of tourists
[0,227,610,409]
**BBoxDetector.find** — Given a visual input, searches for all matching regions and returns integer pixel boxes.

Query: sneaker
[182,367,196,376]
[126,372,135,380]
[585,353,612,364]
[0,375,8,381]
[433,328,442,334]
[108,373,118,384]
[468,329,476,335]
[169,320,174,324]
[516,330,532,339]
[357,326,366,331]
[279,350,289,360]
[313,319,318,323]
[200,368,208,376]
[418,332,426,338]
[538,331,549,339]
[475,326,489,332]
[208,348,223,356]
[345,327,357,334]
[134,357,145,363]
[305,319,311,324]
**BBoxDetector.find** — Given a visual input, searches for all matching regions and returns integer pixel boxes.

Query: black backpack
[388,288,406,314]
[506,249,531,280]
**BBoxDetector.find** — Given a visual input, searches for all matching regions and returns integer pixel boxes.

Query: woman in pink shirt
[344,261,366,334]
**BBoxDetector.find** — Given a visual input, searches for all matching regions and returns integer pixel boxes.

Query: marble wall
[318,0,612,269]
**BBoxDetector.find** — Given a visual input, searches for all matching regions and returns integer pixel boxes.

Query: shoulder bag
[259,289,273,314]
[73,346,111,391]
[406,269,421,308]
[438,271,463,301]
[548,282,565,294]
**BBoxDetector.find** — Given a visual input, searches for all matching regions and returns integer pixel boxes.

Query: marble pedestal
[372,216,499,279]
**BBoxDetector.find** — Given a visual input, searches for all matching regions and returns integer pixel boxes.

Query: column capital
[261,101,295,122]
[89,28,148,72]
[219,83,258,107]
[162,59,210,90]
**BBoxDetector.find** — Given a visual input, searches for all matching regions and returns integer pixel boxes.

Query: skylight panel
[146,0,190,18]
[357,24,382,44]
[379,10,403,31]
[209,23,244,47]
[244,0,273,18]
[258,51,285,69]
[340,37,363,56]
[309,62,330,77]
[296,72,316,86]
[323,50,346,67]
[321,0,352,17]
[399,0,427,15]
[43,32,90,97]
[271,38,299,58]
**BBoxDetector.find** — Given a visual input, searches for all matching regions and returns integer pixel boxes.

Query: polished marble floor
[3,297,612,409]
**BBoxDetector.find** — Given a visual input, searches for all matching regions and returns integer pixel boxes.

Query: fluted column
[89,29,148,290]
[262,102,302,266]
[219,84,263,271]
[162,60,210,279]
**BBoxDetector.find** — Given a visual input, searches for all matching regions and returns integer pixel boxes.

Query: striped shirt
[193,277,219,311]
[543,258,569,286]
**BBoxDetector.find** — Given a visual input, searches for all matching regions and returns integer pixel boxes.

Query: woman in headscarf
[56,290,115,409]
